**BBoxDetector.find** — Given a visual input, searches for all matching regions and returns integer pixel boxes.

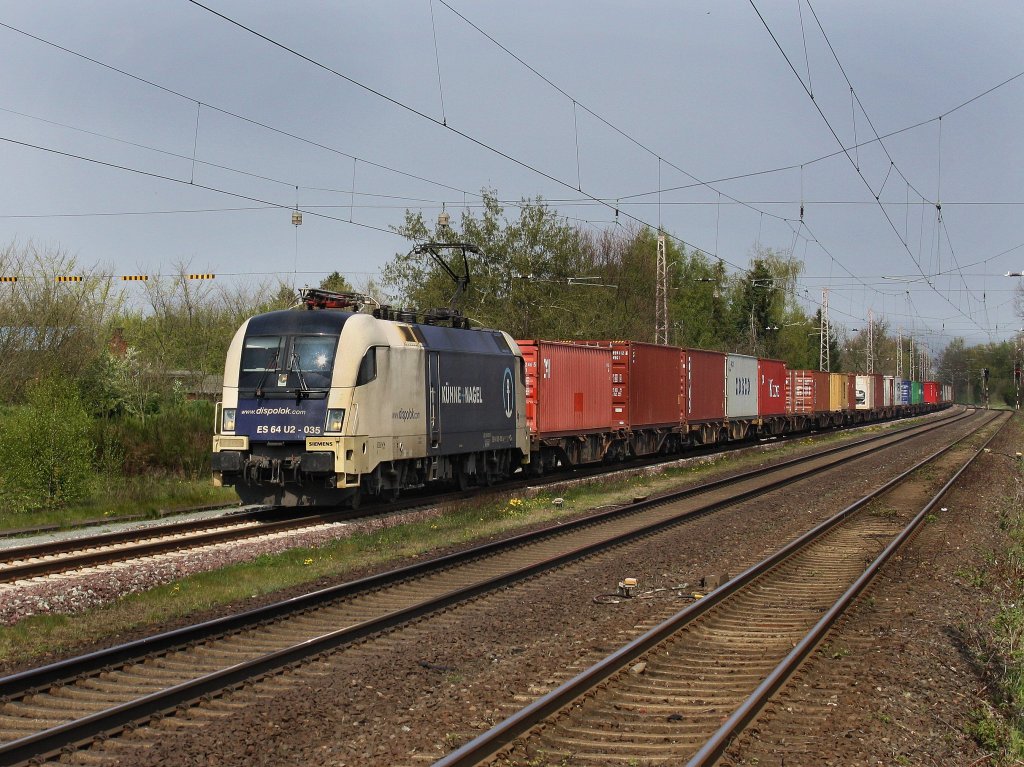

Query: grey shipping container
[725,353,758,418]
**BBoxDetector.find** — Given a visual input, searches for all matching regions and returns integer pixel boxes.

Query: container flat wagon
[685,349,727,444]
[786,369,830,429]
[758,358,787,435]
[518,340,613,470]
[854,373,885,420]
[579,340,686,456]
[726,353,759,439]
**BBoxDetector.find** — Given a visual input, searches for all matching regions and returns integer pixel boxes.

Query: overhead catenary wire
[181,0,752,274]
[0,134,401,238]
[432,0,851,292]
[747,0,992,340]
[0,20,477,199]
[5,4,746,273]
[5,8,1020,342]
[616,67,1024,203]
[182,0,936,338]
[803,0,988,330]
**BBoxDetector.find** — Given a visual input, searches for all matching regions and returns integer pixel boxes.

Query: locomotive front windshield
[239,334,338,393]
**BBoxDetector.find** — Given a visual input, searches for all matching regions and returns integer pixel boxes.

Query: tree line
[2,192,1017,511]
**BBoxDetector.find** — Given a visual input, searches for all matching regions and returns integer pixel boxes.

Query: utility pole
[1016,338,1022,410]
[866,308,874,374]
[819,287,830,372]
[655,233,668,344]
[909,336,915,381]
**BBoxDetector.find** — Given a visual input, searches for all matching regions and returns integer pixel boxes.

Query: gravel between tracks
[54,412,998,766]
[0,509,444,626]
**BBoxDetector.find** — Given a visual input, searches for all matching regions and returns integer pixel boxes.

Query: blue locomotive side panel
[235,398,327,441]
[418,325,518,456]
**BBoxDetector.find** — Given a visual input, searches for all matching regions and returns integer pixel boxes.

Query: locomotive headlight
[222,408,236,433]
[325,408,345,433]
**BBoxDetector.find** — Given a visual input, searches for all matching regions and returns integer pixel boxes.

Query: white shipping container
[855,375,876,410]
[725,353,759,418]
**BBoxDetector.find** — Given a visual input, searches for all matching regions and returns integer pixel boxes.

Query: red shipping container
[517,340,612,437]
[923,381,940,404]
[786,369,829,415]
[758,358,787,416]
[845,374,857,412]
[685,349,726,422]
[613,342,686,428]
[580,341,685,429]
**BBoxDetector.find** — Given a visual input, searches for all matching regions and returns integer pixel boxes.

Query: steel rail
[0,508,356,583]
[430,410,1003,767]
[685,410,1013,766]
[0,408,978,765]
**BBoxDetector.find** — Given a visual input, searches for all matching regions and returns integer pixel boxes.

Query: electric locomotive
[211,288,529,507]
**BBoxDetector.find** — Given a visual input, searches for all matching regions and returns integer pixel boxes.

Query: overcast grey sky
[1,1,1022,357]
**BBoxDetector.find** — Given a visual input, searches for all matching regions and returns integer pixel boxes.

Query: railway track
[0,407,983,766]
[0,409,962,588]
[0,507,338,584]
[432,409,1009,767]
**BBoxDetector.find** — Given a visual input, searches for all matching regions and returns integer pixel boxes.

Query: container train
[211,290,952,507]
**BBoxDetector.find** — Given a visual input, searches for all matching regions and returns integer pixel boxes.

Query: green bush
[0,378,95,513]
[91,400,215,477]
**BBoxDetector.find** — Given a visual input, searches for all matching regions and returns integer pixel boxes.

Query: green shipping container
[910,381,923,405]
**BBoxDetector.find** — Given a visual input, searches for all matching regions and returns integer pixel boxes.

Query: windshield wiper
[290,351,310,398]
[254,350,279,398]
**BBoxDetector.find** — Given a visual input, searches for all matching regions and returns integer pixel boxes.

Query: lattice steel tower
[896,327,903,378]
[819,287,830,372]
[655,233,668,344]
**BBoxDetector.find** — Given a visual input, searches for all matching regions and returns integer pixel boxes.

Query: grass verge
[0,475,237,534]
